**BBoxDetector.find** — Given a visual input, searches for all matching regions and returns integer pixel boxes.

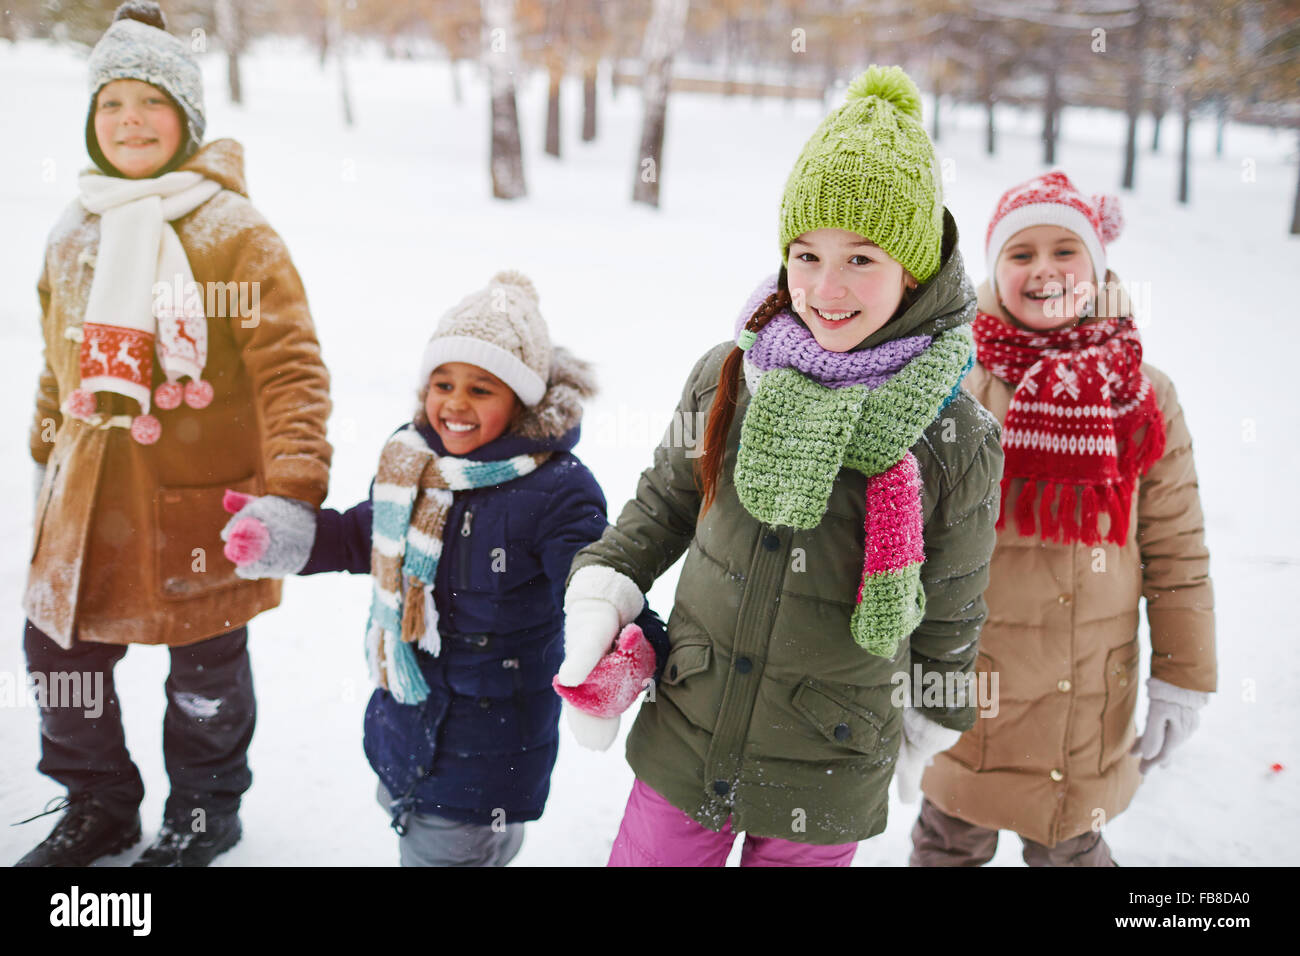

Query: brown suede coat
[26,139,332,649]
[921,276,1216,846]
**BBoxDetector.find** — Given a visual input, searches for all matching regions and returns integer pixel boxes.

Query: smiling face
[92,79,184,179]
[994,224,1097,332]
[424,362,523,454]
[785,228,917,352]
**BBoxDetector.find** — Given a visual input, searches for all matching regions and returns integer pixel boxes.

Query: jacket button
[735,657,752,674]
[1058,593,1072,604]
[1050,769,1064,782]
[669,664,679,681]
[762,532,780,551]
[834,722,851,741]
[1057,679,1072,692]
[1118,677,1128,687]
[713,780,730,796]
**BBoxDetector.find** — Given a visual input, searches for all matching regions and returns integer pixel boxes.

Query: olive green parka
[570,213,1004,844]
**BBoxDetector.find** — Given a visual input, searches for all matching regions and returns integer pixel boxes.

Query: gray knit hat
[418,271,553,407]
[86,2,205,176]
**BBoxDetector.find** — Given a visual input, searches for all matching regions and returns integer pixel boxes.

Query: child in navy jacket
[224,271,664,865]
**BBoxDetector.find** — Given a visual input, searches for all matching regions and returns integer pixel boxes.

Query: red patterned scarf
[973,313,1165,546]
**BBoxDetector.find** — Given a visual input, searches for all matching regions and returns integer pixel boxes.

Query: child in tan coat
[912,171,1216,866]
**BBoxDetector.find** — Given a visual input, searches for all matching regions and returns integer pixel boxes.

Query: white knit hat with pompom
[417,270,552,406]
[985,170,1123,295]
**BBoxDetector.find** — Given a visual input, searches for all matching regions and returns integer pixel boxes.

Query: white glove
[1131,677,1209,774]
[894,708,963,804]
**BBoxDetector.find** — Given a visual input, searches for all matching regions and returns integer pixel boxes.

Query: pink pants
[607,778,858,867]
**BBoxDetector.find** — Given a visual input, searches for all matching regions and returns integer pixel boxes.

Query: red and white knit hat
[985,170,1123,295]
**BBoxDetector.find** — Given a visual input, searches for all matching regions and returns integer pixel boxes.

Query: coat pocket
[661,638,711,686]
[791,679,885,756]
[155,474,260,600]
[1099,642,1140,773]
[943,652,992,771]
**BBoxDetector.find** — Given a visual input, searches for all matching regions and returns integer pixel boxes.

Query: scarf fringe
[401,575,425,644]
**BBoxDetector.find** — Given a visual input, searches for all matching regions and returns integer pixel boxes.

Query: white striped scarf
[366,425,549,704]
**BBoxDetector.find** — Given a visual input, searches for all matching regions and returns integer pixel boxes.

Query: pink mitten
[222,489,269,566]
[552,623,656,718]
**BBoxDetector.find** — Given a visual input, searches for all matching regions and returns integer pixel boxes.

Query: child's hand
[220,489,316,579]
[894,708,963,804]
[553,624,655,717]
[555,597,621,686]
[1131,678,1209,774]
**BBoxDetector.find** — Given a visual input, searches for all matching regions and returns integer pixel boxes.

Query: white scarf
[71,171,221,434]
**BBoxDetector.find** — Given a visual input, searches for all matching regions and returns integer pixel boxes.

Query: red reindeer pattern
[80,323,153,389]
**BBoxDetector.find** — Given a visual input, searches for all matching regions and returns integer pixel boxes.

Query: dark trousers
[910,797,1116,867]
[23,620,255,825]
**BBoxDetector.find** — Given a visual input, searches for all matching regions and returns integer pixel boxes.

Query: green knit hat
[779,65,944,283]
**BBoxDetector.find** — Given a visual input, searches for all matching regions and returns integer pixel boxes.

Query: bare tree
[483,0,527,199]
[214,0,244,104]
[632,0,689,208]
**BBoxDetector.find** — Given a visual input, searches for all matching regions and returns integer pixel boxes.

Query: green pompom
[846,65,923,121]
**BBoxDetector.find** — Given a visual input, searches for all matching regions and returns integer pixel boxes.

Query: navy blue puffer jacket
[302,352,666,827]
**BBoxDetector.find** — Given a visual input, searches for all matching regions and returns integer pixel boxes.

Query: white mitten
[894,708,963,804]
[563,702,621,752]
[1131,677,1209,774]
[556,566,645,686]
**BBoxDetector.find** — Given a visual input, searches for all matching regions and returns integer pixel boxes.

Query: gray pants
[376,783,525,867]
[909,797,1116,867]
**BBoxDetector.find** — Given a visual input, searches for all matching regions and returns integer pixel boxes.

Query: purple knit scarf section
[734,276,930,389]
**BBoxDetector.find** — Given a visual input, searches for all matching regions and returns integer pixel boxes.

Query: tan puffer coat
[921,277,1216,846]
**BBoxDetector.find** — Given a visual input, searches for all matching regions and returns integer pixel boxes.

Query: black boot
[132,814,241,867]
[14,795,142,867]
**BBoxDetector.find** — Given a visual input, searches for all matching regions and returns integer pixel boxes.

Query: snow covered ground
[0,38,1296,866]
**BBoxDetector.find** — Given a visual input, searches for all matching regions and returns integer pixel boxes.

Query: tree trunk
[931,79,941,142]
[1215,99,1226,157]
[1290,129,1300,235]
[545,66,562,157]
[451,59,463,104]
[982,54,996,156]
[215,0,243,105]
[328,0,353,126]
[1042,65,1059,165]
[1151,89,1165,151]
[632,0,689,208]
[1177,102,1192,204]
[483,0,526,199]
[582,64,598,141]
[1121,1,1146,189]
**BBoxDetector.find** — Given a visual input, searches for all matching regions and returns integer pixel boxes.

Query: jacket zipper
[457,502,473,588]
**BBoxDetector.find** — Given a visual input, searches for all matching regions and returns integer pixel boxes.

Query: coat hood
[176,138,247,196]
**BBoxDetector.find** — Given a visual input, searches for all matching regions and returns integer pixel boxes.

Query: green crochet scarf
[734,325,974,654]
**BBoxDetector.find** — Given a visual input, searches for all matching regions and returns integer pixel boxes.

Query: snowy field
[0,38,1296,866]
